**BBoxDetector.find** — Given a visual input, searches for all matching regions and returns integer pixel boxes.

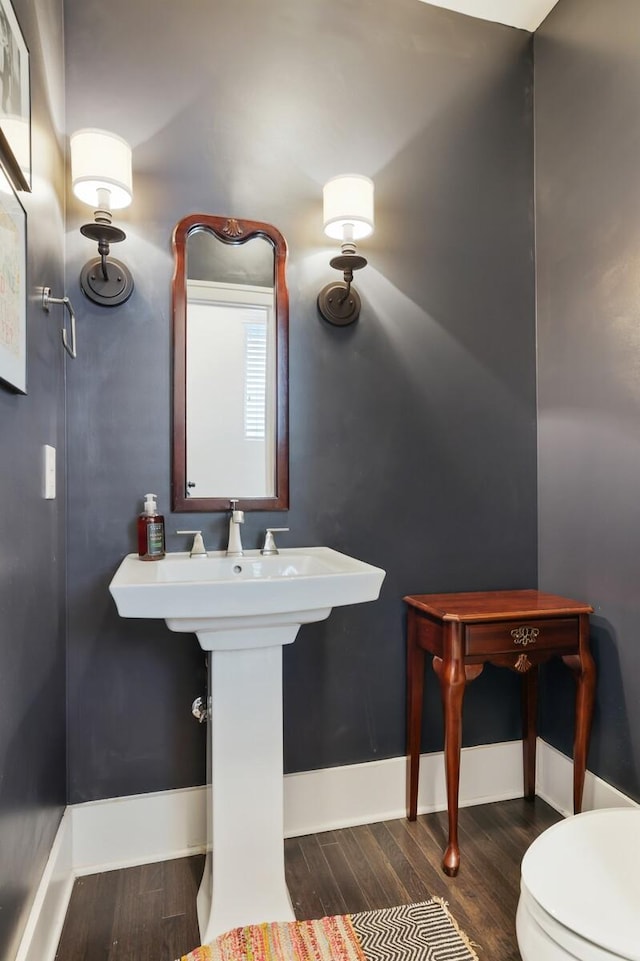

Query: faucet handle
[176,530,207,557]
[261,528,289,556]
[229,499,244,523]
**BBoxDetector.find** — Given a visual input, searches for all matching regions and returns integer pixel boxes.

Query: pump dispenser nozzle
[144,493,158,516]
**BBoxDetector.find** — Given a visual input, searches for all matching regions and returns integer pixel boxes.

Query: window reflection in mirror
[185,273,276,498]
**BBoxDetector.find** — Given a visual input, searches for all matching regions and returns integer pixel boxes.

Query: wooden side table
[405,590,595,876]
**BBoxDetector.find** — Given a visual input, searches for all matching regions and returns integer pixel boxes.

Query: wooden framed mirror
[172,214,289,511]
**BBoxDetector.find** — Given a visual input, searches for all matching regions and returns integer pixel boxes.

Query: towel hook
[42,287,77,359]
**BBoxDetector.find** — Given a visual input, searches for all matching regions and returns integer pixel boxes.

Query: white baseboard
[536,739,638,816]
[71,739,526,874]
[284,740,524,837]
[72,783,207,875]
[14,809,74,961]
[16,739,637,961]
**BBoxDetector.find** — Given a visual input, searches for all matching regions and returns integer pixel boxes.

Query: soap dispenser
[137,493,166,561]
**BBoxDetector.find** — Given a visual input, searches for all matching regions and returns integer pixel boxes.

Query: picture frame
[0,0,30,191]
[0,161,27,392]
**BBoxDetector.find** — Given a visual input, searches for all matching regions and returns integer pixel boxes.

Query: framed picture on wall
[0,0,30,191]
[0,161,26,392]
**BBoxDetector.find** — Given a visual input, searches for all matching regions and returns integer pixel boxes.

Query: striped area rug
[179,899,480,961]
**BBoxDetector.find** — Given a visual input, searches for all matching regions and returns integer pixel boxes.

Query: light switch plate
[44,445,56,499]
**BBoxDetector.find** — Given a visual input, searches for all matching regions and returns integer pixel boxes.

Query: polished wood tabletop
[406,589,593,621]
[405,589,595,876]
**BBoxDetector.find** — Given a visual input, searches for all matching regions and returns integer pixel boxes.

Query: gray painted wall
[64,0,537,803]
[536,0,640,801]
[15,0,640,950]
[0,0,66,957]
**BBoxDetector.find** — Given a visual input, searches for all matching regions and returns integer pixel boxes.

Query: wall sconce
[70,128,134,306]
[317,174,374,326]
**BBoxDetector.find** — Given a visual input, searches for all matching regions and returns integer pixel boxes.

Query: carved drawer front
[465,618,579,657]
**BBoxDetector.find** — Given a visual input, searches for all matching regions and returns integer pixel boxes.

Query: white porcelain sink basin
[109,544,385,940]
[110,546,385,647]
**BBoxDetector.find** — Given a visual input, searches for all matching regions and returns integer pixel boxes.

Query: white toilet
[516,808,640,961]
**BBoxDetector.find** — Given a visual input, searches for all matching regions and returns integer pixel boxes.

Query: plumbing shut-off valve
[191,696,209,724]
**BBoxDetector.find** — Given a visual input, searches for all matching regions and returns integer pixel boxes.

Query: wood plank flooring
[55,797,561,961]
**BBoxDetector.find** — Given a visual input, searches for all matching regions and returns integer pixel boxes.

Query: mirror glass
[172,216,289,512]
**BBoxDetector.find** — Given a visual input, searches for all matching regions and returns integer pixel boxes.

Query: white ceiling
[418,0,561,31]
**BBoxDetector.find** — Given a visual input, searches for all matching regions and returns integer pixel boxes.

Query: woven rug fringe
[429,897,481,959]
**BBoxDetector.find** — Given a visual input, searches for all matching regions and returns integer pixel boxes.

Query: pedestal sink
[109,547,385,941]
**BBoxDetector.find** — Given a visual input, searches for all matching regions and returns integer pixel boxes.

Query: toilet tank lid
[521,808,640,961]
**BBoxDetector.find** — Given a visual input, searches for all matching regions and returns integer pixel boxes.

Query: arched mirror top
[172,214,289,512]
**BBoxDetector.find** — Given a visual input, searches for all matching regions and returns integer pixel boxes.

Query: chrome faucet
[226,500,244,556]
[176,530,207,558]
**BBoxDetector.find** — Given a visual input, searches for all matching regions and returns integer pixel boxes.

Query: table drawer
[465,617,578,656]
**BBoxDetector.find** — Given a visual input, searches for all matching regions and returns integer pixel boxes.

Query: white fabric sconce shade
[70,128,133,210]
[323,174,374,241]
[318,174,374,327]
[70,128,134,307]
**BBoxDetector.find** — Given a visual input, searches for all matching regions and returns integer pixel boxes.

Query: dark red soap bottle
[137,493,166,561]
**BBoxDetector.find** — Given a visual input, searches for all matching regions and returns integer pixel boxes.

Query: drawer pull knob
[511,626,539,647]
[515,653,533,673]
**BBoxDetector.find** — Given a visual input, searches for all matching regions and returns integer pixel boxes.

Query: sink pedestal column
[197,634,296,943]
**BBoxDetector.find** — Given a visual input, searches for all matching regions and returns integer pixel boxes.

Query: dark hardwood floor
[54,797,561,961]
